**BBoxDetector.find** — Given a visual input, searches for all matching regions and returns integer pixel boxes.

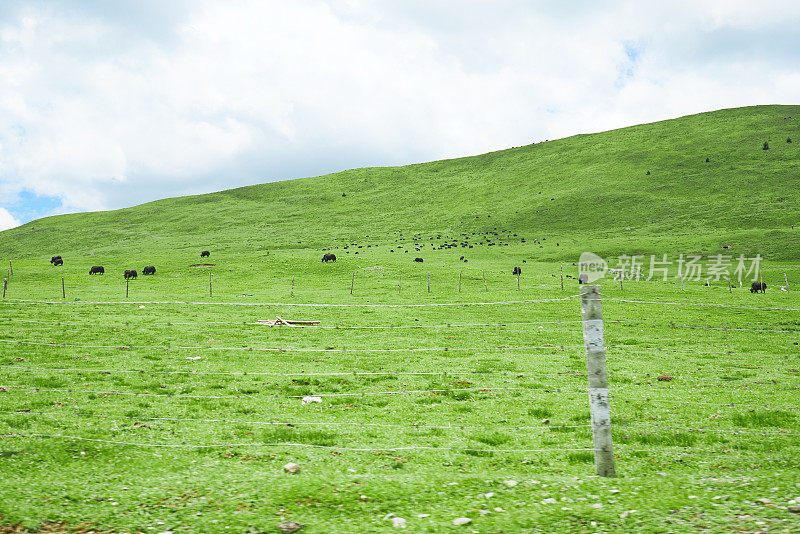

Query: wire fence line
[0,316,591,329]
[0,366,586,378]
[2,366,796,385]
[0,433,763,459]
[1,386,585,399]
[0,295,581,308]
[10,313,800,334]
[600,294,800,313]
[0,411,592,432]
[6,411,797,437]
[2,385,793,412]
[0,433,599,453]
[0,338,583,353]
[2,337,793,364]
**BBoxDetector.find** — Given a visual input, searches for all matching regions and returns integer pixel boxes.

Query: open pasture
[1,255,799,533]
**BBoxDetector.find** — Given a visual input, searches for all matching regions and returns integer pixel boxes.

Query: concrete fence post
[580,285,616,477]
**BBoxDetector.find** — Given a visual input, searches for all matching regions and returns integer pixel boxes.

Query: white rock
[453,517,472,526]
[541,498,557,504]
[503,480,518,487]
[301,396,322,405]
[417,514,430,518]
[484,492,495,498]
[391,517,406,528]
[283,462,301,474]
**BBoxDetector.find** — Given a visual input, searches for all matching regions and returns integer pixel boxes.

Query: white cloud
[0,207,20,230]
[0,1,799,221]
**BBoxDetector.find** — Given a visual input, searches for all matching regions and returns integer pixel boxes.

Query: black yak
[143,266,156,275]
[513,266,521,276]
[201,251,210,258]
[124,269,138,280]
[89,266,104,275]
[51,256,63,266]
[750,281,766,293]
[414,257,423,262]
[322,253,336,262]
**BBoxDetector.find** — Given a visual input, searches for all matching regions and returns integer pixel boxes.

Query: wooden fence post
[428,272,430,293]
[62,277,65,299]
[2,278,6,299]
[126,278,129,298]
[561,265,564,291]
[580,285,616,477]
[517,275,520,291]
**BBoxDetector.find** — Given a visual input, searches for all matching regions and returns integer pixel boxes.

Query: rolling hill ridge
[2,104,799,262]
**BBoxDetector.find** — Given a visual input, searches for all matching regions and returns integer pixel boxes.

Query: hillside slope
[2,105,799,261]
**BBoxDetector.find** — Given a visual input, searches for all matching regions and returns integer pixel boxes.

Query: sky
[1,0,799,229]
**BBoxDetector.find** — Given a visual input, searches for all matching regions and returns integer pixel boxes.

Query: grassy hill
[2,104,799,263]
[2,105,800,533]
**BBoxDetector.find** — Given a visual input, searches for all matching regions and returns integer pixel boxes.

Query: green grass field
[1,106,800,533]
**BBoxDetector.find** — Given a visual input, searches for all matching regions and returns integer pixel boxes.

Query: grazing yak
[414,257,423,263]
[201,251,210,258]
[322,253,336,262]
[89,266,104,275]
[50,256,63,266]
[143,266,156,275]
[512,266,521,276]
[750,281,767,293]
[124,269,138,280]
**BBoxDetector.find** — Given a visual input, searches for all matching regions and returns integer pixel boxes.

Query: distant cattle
[750,281,766,293]
[513,266,521,276]
[142,266,156,275]
[322,253,336,262]
[578,273,589,284]
[124,269,138,280]
[51,256,63,266]
[201,251,210,258]
[89,266,104,275]
[414,257,423,263]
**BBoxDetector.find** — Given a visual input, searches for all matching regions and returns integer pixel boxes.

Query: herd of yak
[49,252,210,280]
[48,249,769,293]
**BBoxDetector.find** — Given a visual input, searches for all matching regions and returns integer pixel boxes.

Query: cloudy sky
[1,0,798,229]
